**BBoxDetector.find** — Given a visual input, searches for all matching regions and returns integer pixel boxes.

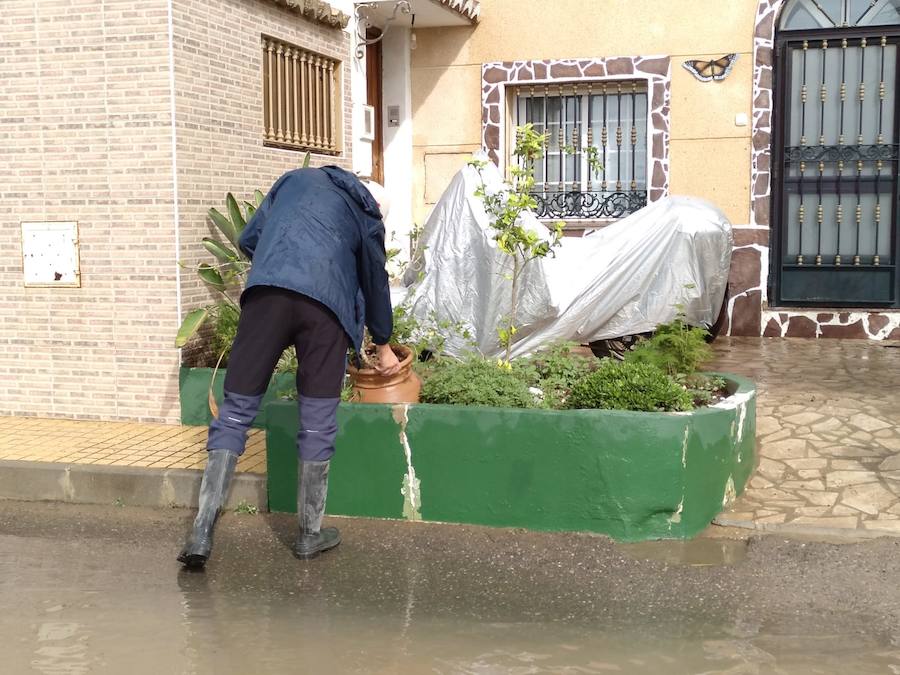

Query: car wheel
[589,333,649,361]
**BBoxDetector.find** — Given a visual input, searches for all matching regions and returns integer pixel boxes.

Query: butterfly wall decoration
[683,53,738,82]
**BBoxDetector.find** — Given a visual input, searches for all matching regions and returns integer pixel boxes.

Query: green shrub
[276,346,297,374]
[419,357,537,408]
[512,342,595,408]
[567,360,693,412]
[682,373,727,407]
[212,302,240,364]
[625,319,713,377]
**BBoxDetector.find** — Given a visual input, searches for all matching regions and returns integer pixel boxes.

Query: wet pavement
[711,338,900,536]
[2,501,900,674]
[2,337,898,540]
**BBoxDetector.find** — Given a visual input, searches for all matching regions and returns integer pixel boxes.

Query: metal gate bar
[774,24,899,307]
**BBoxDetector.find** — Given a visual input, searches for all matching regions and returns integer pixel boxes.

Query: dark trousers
[207,286,349,461]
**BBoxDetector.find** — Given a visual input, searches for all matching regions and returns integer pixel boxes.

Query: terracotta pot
[347,345,421,404]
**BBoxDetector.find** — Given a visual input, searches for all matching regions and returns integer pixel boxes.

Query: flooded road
[2,501,899,674]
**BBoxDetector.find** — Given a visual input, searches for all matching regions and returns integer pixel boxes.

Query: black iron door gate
[773,9,900,307]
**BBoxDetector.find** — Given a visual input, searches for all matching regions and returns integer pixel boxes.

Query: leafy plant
[409,222,424,258]
[340,377,358,403]
[174,191,259,351]
[567,360,693,412]
[625,317,713,377]
[275,346,298,375]
[353,303,473,370]
[277,375,355,403]
[512,342,595,409]
[391,304,472,360]
[682,373,727,407]
[211,301,241,364]
[419,357,537,408]
[235,500,259,515]
[470,124,565,363]
[384,235,405,282]
[610,293,724,408]
[564,144,605,177]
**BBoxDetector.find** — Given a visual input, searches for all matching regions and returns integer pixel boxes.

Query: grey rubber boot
[293,460,341,560]
[177,449,239,568]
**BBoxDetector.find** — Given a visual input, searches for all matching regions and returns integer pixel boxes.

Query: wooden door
[366,35,384,185]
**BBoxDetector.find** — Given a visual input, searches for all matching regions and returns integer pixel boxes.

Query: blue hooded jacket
[238,166,393,350]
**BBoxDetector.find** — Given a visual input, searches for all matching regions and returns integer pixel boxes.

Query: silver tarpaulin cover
[401,159,733,359]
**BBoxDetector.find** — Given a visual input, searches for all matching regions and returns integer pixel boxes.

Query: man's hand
[374,343,402,377]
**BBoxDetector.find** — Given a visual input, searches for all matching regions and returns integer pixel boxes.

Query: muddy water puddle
[3,503,900,675]
[618,537,749,567]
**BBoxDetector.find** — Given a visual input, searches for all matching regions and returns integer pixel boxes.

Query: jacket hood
[321,166,383,219]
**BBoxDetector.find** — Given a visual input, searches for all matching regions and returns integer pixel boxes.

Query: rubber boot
[293,460,341,560]
[177,449,238,568]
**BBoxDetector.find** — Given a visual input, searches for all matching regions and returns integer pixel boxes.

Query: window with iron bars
[512,82,649,221]
[262,36,341,154]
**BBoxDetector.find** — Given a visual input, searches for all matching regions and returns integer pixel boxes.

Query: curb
[0,460,267,511]
[714,516,900,540]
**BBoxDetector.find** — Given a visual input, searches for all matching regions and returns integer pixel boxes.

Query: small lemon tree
[469,124,564,363]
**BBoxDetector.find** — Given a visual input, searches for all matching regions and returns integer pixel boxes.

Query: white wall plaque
[361,104,376,140]
[21,221,81,287]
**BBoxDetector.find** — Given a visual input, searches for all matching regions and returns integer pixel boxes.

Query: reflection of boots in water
[178,449,238,568]
[293,460,341,560]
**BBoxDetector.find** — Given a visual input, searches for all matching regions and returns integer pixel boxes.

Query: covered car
[401,158,732,359]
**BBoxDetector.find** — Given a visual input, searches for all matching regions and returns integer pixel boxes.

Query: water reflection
[618,537,749,567]
[32,620,90,675]
[4,519,900,674]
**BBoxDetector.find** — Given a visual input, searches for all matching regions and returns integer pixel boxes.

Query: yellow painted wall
[410,0,760,226]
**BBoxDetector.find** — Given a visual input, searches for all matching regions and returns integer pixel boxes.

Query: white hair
[362,180,391,220]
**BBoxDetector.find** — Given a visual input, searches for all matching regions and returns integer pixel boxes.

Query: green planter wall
[179,367,295,428]
[265,375,756,541]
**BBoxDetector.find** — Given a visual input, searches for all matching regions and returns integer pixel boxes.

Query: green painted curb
[265,375,756,541]
[179,367,296,428]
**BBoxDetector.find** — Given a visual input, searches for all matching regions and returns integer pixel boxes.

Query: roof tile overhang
[433,0,480,22]
[266,0,351,29]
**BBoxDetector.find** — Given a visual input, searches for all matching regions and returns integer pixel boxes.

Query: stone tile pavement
[712,337,900,536]
[0,417,266,474]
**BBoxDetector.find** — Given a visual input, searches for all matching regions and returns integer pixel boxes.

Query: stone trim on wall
[726,226,770,337]
[762,310,900,339]
[481,56,671,202]
[751,0,786,227]
[717,0,788,338]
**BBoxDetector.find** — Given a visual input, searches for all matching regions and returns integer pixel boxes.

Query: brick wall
[171,0,352,340]
[0,0,180,422]
[0,0,352,424]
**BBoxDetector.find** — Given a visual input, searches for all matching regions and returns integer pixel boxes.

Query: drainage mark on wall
[713,390,754,447]
[392,404,422,521]
[722,475,736,509]
[668,498,684,527]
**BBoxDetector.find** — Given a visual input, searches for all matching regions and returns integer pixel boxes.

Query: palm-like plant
[174,189,263,351]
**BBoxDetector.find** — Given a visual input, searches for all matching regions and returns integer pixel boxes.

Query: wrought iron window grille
[512,81,650,221]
